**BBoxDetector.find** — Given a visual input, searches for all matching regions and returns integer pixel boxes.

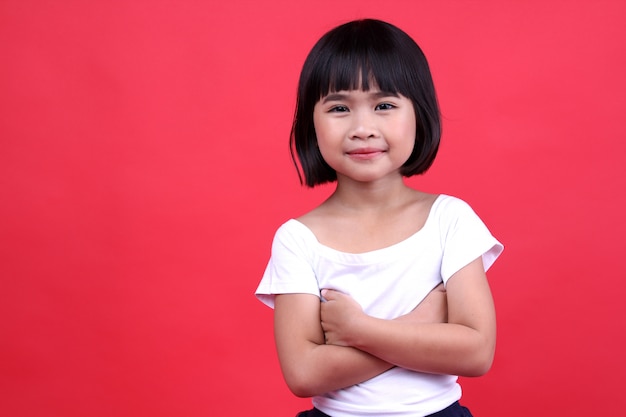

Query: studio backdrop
[1,1,625,416]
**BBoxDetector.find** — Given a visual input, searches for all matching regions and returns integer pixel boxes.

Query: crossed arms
[273,257,496,397]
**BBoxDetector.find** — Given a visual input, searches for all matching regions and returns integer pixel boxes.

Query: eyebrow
[321,91,400,104]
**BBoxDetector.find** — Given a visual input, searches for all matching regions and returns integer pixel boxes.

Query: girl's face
[313,88,416,184]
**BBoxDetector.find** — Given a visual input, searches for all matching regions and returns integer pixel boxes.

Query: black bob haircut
[290,19,441,187]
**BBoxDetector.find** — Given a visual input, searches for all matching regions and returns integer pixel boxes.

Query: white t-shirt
[256,194,504,417]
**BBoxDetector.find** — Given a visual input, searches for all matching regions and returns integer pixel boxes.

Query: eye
[375,102,395,111]
[328,105,349,113]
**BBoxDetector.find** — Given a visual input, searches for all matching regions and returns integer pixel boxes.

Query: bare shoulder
[403,190,439,223]
[295,189,441,253]
[411,190,439,209]
[295,201,333,235]
[400,189,438,213]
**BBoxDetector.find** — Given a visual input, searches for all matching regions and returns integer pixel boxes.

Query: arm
[273,283,448,397]
[321,256,496,377]
[274,293,391,398]
[395,283,448,324]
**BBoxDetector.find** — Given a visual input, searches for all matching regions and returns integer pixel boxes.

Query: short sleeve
[255,220,321,308]
[439,197,503,283]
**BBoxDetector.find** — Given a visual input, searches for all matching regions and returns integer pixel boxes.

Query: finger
[320,289,336,301]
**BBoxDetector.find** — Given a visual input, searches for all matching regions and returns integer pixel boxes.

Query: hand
[395,283,447,324]
[320,289,364,347]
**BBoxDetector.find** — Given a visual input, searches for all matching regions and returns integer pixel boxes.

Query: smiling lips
[346,148,386,160]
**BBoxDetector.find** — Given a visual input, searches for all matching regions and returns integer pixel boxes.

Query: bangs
[319,58,406,98]
[309,23,415,99]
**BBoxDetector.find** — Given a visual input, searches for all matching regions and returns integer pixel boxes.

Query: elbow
[283,370,321,398]
[289,386,316,398]
[463,354,493,377]
[286,381,314,398]
[460,343,495,377]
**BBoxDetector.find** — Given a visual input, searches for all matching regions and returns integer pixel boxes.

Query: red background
[1,1,625,416]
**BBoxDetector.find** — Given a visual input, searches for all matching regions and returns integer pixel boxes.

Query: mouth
[346,148,386,160]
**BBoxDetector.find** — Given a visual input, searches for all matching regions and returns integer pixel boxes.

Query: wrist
[347,313,373,349]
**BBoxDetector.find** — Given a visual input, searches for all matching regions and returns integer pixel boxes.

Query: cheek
[312,117,335,147]
[399,113,418,148]
[316,135,335,162]
[397,119,418,163]
[312,105,326,130]
[407,111,418,137]
[312,112,326,141]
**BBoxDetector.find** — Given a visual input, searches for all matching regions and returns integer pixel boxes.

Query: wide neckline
[289,194,444,257]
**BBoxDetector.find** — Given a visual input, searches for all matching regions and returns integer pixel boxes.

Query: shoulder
[429,194,495,237]
[435,194,471,208]
[432,194,500,247]
[293,201,337,243]
[270,219,318,254]
[434,195,504,276]
[431,194,477,219]
[274,219,315,240]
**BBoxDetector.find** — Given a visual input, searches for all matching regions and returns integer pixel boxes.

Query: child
[255,19,503,417]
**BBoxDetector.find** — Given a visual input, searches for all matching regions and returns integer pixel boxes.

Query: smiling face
[313,88,417,185]
[291,20,441,187]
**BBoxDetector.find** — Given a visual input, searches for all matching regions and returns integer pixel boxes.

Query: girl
[256,19,503,417]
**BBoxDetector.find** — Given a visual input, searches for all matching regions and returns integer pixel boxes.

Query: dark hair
[290,19,441,187]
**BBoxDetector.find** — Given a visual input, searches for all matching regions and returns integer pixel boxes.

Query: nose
[349,110,379,140]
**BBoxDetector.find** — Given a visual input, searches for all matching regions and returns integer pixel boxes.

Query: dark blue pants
[296,401,473,417]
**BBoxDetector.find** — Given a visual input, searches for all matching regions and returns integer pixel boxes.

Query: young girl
[256,19,503,417]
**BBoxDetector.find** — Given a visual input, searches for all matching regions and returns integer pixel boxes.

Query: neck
[329,175,415,212]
